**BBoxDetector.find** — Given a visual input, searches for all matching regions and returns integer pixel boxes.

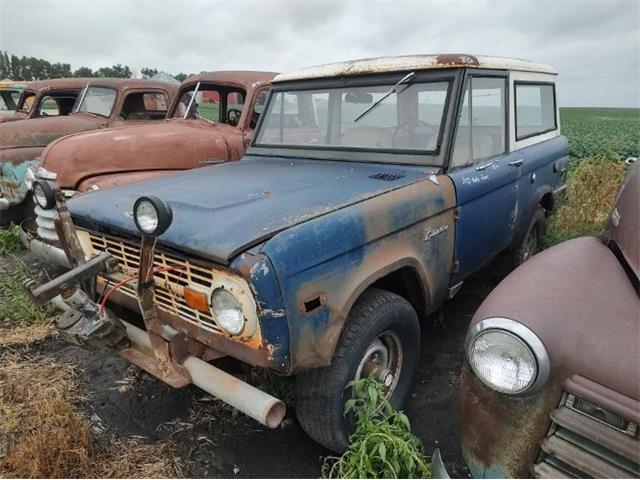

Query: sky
[1,0,639,107]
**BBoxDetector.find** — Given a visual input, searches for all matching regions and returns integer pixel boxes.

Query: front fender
[262,176,456,371]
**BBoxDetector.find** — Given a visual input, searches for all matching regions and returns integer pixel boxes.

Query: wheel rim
[522,226,538,262]
[354,331,403,399]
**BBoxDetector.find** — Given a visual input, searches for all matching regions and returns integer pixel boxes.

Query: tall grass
[546,158,626,245]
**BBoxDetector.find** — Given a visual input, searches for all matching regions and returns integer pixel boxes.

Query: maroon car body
[0,78,89,124]
[37,71,276,192]
[25,71,276,266]
[0,78,177,223]
[459,162,639,478]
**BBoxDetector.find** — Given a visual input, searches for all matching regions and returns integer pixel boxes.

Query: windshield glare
[75,86,117,117]
[255,80,450,153]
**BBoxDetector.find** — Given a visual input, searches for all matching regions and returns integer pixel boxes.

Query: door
[447,74,520,282]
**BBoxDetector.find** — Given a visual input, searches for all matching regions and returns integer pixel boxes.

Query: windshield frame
[249,69,462,167]
[74,85,118,118]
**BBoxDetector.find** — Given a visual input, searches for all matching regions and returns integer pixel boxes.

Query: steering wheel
[227,108,243,125]
[392,120,436,148]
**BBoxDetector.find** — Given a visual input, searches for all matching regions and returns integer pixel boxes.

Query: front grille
[533,393,640,478]
[85,231,224,335]
[34,204,60,242]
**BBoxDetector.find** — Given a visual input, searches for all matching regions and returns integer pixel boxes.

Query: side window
[451,77,506,168]
[121,92,168,120]
[39,96,60,116]
[226,91,245,126]
[250,90,268,128]
[38,95,76,117]
[515,83,556,140]
[142,93,168,112]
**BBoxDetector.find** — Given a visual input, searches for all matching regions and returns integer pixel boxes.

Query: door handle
[475,160,495,171]
[509,159,524,167]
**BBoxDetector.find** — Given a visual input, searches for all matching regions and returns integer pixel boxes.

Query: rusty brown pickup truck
[0,78,89,124]
[460,160,639,478]
[0,78,178,224]
[24,71,276,266]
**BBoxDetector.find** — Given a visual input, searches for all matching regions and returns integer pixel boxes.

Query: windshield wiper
[183,81,201,120]
[354,71,415,123]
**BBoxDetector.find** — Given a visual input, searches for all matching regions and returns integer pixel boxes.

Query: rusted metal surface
[36,71,275,192]
[0,78,89,124]
[0,78,178,215]
[604,163,639,279]
[273,54,556,82]
[460,168,639,476]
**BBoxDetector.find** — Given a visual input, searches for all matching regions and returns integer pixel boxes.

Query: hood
[69,156,435,263]
[0,113,107,150]
[0,112,27,123]
[41,119,236,189]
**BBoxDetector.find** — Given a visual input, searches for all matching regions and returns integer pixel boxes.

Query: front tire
[294,288,420,453]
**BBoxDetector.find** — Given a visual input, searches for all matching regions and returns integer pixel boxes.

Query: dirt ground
[3,251,493,478]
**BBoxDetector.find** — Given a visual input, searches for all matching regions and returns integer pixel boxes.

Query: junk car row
[1,54,637,478]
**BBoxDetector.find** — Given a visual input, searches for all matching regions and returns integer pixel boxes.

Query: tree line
[0,51,188,82]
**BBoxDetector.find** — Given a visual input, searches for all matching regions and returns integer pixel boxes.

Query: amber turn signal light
[183,287,209,313]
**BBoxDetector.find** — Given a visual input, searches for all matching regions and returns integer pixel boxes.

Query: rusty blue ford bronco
[27,54,569,452]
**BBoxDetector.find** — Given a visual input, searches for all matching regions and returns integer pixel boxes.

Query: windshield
[254,80,451,153]
[75,86,117,117]
[172,83,246,126]
[17,91,36,113]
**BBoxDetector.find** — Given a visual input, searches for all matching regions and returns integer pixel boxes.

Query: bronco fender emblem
[424,224,449,241]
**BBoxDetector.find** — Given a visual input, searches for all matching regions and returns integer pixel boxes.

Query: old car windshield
[254,80,450,153]
[75,86,117,117]
[172,83,246,126]
[17,91,36,113]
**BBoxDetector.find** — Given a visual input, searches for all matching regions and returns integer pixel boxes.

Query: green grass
[0,255,57,328]
[559,107,640,160]
[323,378,431,479]
[0,224,24,255]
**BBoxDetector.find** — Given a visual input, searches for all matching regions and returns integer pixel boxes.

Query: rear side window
[515,83,556,140]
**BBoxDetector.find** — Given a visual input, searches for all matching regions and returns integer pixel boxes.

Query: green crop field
[560,107,640,160]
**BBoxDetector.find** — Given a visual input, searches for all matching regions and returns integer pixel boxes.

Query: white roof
[274,54,556,82]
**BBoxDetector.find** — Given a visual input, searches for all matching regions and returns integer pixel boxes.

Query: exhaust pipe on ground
[121,320,286,429]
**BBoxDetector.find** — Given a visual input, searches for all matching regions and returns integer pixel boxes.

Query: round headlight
[211,288,245,336]
[468,329,537,394]
[33,180,55,209]
[133,196,173,237]
[465,317,550,395]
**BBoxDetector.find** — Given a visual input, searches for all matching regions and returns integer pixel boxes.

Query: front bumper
[26,255,286,429]
[20,221,71,268]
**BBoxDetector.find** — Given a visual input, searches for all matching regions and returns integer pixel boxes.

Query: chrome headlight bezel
[465,317,550,395]
[208,276,258,339]
[36,165,57,181]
